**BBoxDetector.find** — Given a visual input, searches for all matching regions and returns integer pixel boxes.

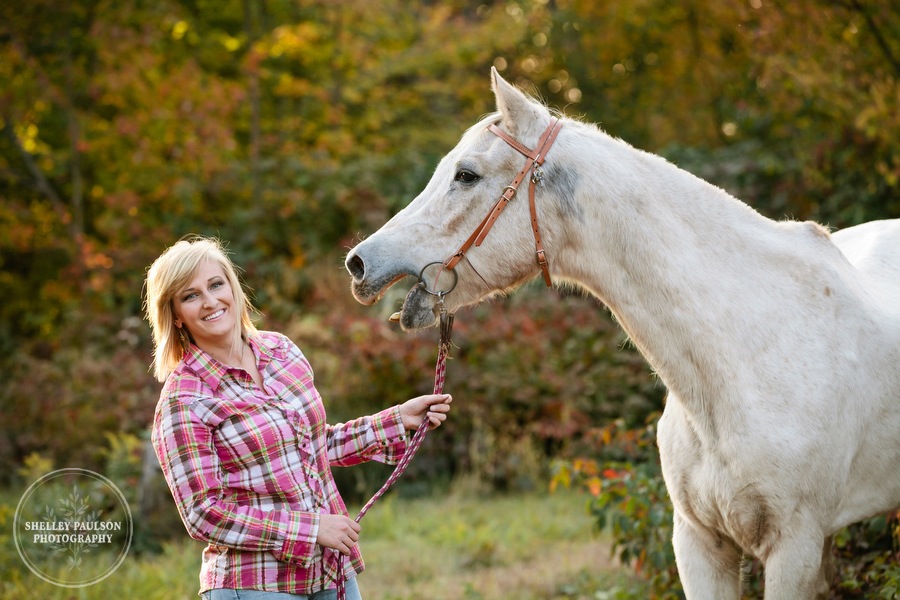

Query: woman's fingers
[400,395,452,430]
[422,395,451,429]
[423,393,451,408]
[317,514,361,554]
[426,409,448,428]
[427,395,451,412]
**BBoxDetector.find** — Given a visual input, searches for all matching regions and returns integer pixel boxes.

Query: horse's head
[345,68,570,329]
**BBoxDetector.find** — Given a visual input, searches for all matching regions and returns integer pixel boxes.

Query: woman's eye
[454,169,480,184]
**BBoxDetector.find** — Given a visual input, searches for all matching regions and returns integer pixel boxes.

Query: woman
[145,236,451,599]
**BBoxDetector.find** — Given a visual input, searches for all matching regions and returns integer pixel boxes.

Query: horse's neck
[557,136,787,406]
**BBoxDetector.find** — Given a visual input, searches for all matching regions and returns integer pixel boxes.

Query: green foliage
[834,511,900,598]
[17,452,55,484]
[588,460,680,599]
[99,431,172,554]
[0,316,158,484]
[99,431,143,492]
[529,0,900,227]
[0,494,27,595]
[595,463,680,599]
[552,417,682,599]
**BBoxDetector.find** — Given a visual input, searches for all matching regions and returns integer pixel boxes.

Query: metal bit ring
[417,261,458,297]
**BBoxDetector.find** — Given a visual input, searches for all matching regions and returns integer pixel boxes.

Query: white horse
[344,68,900,599]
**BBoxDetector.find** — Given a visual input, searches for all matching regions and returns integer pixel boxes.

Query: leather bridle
[417,116,563,296]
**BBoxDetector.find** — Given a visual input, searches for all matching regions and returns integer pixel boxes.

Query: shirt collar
[251,332,288,367]
[181,344,230,391]
[181,332,288,391]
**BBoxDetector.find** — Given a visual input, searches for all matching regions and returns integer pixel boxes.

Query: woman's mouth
[202,309,225,321]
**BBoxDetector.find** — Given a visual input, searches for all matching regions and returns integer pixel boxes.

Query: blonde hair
[144,236,259,382]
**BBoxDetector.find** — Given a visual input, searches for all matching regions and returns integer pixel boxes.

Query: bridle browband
[418,116,563,296]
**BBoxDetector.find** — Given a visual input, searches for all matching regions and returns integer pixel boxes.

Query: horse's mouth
[350,271,409,306]
[397,283,441,330]
[350,270,441,330]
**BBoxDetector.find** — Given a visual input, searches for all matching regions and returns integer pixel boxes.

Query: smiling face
[173,260,238,349]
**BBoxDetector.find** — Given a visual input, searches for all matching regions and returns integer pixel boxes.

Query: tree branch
[2,117,67,211]
[847,0,900,77]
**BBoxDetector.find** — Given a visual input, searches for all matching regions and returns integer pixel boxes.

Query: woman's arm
[326,394,452,467]
[325,405,408,467]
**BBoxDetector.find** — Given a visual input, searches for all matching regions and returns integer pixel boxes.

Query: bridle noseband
[417,117,563,296]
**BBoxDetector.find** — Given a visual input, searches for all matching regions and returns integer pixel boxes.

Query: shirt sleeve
[325,405,408,467]
[151,389,320,566]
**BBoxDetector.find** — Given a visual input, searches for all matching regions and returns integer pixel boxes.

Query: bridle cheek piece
[435,116,563,289]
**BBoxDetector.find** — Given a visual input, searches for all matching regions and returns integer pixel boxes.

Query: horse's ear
[491,67,547,136]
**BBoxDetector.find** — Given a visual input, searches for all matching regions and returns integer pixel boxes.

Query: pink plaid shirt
[151,331,408,595]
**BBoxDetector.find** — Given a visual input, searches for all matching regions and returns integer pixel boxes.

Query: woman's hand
[316,514,361,556]
[398,394,452,432]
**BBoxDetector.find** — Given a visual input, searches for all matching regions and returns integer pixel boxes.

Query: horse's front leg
[763,528,831,600]
[672,511,742,600]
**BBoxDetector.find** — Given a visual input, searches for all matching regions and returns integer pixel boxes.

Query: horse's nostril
[346,254,365,279]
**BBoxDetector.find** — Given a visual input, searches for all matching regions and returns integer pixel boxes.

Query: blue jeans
[200,578,361,600]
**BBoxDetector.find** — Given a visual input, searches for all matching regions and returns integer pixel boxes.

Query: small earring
[178,327,189,348]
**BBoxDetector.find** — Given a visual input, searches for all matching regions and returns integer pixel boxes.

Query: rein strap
[335,310,454,600]
[443,117,563,287]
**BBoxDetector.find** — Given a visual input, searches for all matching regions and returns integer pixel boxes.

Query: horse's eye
[454,169,480,184]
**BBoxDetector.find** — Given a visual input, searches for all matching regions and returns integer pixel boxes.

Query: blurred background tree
[1,0,897,595]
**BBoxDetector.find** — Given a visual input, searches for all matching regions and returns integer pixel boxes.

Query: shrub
[552,416,682,600]
[834,510,900,598]
[0,314,158,486]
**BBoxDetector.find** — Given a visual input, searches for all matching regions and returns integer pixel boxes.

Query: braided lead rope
[335,309,454,599]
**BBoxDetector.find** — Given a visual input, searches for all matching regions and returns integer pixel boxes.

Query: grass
[1,486,644,599]
[355,485,644,600]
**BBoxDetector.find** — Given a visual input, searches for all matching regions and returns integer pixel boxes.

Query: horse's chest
[658,404,777,556]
